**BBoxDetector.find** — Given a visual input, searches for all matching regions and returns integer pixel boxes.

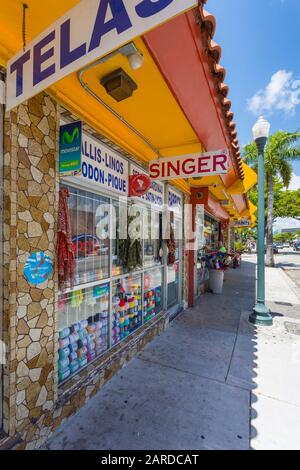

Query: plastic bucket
[209,269,224,294]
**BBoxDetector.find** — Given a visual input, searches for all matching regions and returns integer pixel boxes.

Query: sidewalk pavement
[45,255,300,450]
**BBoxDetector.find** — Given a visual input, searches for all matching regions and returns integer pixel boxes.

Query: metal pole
[249,137,273,326]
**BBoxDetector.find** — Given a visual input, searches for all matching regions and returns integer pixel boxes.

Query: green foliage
[244,130,300,186]
[275,189,300,220]
[274,232,294,243]
[247,180,300,221]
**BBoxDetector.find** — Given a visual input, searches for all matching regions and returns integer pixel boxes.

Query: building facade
[0,1,257,449]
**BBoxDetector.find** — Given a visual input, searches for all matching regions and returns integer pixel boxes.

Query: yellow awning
[227,162,257,195]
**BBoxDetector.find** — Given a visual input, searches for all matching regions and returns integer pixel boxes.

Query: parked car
[293,242,300,251]
[275,243,283,249]
[283,243,290,248]
[264,244,279,254]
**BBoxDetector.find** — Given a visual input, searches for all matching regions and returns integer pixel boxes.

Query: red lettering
[149,163,160,178]
[182,158,196,175]
[213,154,228,172]
[167,161,180,177]
[198,156,210,173]
[161,161,165,178]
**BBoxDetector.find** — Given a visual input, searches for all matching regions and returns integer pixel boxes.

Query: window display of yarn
[57,284,109,384]
[143,269,163,323]
[112,276,142,346]
[143,286,162,323]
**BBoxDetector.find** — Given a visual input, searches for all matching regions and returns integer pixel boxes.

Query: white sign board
[149,150,229,181]
[130,163,164,208]
[6,0,197,111]
[167,186,183,216]
[65,131,129,196]
[232,219,251,228]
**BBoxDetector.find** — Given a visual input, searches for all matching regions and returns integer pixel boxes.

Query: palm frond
[242,142,258,166]
[278,160,293,188]
[278,146,300,161]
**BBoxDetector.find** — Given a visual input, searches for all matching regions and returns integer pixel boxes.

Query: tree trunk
[266,173,275,267]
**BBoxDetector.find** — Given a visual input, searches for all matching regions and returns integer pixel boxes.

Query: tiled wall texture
[3,92,59,437]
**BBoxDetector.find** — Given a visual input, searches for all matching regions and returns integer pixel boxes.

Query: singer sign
[149,150,229,181]
[6,0,197,111]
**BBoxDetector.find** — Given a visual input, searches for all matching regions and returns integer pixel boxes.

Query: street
[274,248,300,290]
[44,253,300,451]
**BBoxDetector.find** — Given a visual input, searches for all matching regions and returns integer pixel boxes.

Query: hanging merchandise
[117,209,142,271]
[167,211,176,265]
[57,187,75,290]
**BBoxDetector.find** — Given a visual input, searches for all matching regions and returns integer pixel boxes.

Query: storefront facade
[0,1,257,449]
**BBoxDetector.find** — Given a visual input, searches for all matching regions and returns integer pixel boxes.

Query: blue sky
[207,0,300,188]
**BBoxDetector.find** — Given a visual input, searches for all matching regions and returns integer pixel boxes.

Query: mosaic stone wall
[2,92,59,437]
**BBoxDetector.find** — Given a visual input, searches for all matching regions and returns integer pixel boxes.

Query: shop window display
[57,180,182,385]
[65,185,110,285]
[143,209,163,268]
[167,213,182,308]
[112,201,143,276]
[204,214,220,251]
[112,274,142,346]
[143,268,163,323]
[58,283,109,383]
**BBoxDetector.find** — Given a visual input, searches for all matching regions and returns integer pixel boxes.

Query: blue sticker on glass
[24,252,53,285]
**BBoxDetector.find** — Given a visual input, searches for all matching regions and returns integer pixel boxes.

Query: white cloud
[288,173,300,190]
[248,70,300,116]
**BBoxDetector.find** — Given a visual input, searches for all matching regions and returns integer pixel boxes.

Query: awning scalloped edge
[198,1,244,181]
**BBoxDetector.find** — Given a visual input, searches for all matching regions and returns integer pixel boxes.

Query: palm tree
[243,130,300,266]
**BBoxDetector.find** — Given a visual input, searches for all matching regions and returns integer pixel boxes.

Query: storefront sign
[59,121,82,175]
[149,150,229,181]
[130,164,164,207]
[24,252,53,285]
[93,283,109,299]
[232,219,251,227]
[65,130,129,196]
[129,174,151,197]
[167,186,183,217]
[6,0,197,111]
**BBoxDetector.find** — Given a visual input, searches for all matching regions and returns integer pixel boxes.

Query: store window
[58,283,109,383]
[57,177,175,385]
[66,184,110,285]
[144,267,163,323]
[112,274,142,346]
[204,214,220,251]
[112,201,143,276]
[143,208,163,268]
[167,204,183,309]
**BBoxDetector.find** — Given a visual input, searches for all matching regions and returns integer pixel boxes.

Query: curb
[279,268,300,302]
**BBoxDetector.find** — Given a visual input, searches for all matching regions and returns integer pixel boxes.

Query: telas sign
[6,0,197,111]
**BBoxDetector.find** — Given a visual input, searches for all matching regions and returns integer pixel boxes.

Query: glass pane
[144,268,163,323]
[58,283,110,384]
[143,209,163,268]
[167,261,179,308]
[62,184,110,286]
[174,217,182,261]
[112,201,143,276]
[112,274,142,346]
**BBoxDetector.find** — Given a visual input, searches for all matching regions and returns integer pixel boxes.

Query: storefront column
[3,92,59,439]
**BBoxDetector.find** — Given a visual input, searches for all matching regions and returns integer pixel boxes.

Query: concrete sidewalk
[45,256,300,450]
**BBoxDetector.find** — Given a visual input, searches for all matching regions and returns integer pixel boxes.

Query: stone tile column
[3,92,59,439]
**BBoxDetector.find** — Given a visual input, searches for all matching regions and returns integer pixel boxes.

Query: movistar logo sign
[62,127,80,145]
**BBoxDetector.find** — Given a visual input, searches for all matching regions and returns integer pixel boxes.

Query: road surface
[274,248,300,289]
